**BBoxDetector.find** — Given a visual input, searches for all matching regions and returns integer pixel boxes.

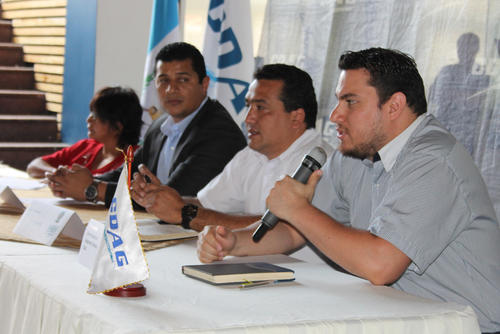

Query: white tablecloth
[0,240,480,334]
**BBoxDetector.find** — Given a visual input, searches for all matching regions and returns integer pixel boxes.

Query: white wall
[93,0,267,98]
[94,0,154,96]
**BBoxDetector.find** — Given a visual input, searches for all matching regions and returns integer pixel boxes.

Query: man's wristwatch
[84,181,99,203]
[181,204,198,230]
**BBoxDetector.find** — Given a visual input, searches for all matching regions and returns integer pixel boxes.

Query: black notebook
[182,262,295,285]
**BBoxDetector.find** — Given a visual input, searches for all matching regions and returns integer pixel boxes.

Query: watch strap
[181,204,198,230]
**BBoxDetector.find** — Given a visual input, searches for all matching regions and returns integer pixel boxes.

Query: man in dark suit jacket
[46,42,246,207]
[99,97,246,206]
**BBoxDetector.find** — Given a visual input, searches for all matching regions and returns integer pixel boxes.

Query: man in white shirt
[131,64,332,231]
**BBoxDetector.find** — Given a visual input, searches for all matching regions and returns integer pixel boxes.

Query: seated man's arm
[131,165,259,231]
[189,208,260,231]
[197,222,306,263]
[267,171,411,285]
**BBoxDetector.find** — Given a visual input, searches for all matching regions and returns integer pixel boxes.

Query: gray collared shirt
[312,113,500,332]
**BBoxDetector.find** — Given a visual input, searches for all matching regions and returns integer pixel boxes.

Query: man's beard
[338,118,386,161]
[340,143,375,160]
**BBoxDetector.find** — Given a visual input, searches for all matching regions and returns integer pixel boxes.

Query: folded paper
[13,200,84,245]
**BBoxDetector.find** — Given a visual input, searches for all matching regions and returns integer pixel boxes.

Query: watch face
[85,184,97,201]
[181,204,198,229]
[183,204,198,219]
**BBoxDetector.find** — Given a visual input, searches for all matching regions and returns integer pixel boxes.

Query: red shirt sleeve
[43,141,140,176]
[42,139,103,172]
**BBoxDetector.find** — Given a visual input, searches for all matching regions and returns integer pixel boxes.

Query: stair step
[0,20,13,43]
[0,43,24,66]
[0,142,69,171]
[0,18,64,171]
[0,66,35,89]
[0,89,47,114]
[0,115,58,142]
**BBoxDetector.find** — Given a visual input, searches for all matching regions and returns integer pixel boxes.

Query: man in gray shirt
[196,48,500,333]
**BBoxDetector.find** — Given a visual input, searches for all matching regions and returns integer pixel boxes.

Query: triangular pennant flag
[87,163,149,294]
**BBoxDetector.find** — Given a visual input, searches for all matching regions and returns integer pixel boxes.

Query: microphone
[252,146,327,243]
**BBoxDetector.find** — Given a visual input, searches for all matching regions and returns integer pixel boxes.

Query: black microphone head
[306,146,327,167]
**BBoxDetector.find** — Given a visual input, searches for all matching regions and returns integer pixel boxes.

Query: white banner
[140,0,180,135]
[203,0,254,127]
[87,164,149,294]
[258,0,500,220]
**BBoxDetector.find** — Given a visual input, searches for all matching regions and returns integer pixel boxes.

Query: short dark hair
[155,42,206,83]
[89,86,143,148]
[338,48,427,115]
[254,64,317,129]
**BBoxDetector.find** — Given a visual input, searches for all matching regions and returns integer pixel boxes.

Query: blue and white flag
[87,164,149,294]
[140,0,180,134]
[203,0,254,127]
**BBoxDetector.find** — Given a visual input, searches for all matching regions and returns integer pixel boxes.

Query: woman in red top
[27,86,142,178]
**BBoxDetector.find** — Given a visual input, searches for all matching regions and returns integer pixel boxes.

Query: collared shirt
[378,114,425,171]
[198,128,333,215]
[156,97,208,184]
[312,114,500,332]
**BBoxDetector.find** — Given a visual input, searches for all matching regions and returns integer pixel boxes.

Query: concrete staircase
[0,18,67,171]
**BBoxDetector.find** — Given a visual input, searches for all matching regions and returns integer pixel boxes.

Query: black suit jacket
[98,98,247,207]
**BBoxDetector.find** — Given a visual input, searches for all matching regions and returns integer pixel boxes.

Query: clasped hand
[46,164,93,200]
[197,226,236,263]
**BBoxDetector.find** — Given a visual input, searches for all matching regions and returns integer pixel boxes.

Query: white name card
[78,219,105,270]
[13,200,85,246]
[0,185,25,213]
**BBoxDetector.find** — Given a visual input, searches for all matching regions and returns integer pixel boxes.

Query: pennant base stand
[104,283,146,297]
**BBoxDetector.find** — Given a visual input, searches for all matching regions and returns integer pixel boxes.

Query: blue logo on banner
[207,0,249,115]
[103,197,129,267]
